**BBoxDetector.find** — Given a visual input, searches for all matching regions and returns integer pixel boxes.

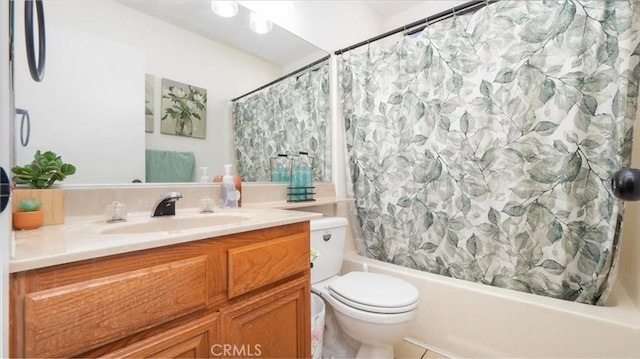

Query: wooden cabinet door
[221,276,310,359]
[101,313,220,359]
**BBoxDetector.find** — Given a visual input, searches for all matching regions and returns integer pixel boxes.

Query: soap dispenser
[199,167,210,182]
[219,164,238,208]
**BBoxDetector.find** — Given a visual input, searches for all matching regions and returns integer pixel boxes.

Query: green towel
[145,149,195,183]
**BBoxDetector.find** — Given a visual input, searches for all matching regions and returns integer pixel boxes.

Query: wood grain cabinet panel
[100,313,219,359]
[10,222,311,358]
[221,276,310,358]
[228,232,310,298]
[24,256,208,358]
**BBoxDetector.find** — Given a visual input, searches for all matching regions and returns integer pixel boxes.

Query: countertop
[10,207,322,273]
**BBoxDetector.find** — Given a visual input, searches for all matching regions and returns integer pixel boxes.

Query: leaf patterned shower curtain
[233,60,331,182]
[340,0,640,304]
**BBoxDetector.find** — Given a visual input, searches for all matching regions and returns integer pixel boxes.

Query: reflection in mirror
[13,0,329,185]
[233,59,331,182]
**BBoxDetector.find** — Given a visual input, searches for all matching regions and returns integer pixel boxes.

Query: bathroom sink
[100,213,250,235]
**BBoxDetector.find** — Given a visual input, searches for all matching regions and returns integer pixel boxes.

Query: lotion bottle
[219,164,238,208]
[213,171,242,207]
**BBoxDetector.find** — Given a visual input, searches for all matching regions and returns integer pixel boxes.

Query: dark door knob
[612,168,640,201]
[0,167,10,213]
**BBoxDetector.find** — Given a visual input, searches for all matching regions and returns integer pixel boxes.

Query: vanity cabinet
[9,222,311,358]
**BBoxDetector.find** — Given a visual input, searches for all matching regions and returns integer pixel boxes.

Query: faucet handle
[105,201,128,222]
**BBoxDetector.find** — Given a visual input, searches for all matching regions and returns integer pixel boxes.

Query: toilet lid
[328,272,419,313]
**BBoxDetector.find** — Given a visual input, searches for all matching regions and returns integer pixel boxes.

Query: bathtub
[341,251,640,358]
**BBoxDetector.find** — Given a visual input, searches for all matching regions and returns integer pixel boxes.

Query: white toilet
[310,217,420,359]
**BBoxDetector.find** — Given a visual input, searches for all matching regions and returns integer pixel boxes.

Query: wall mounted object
[160,78,207,139]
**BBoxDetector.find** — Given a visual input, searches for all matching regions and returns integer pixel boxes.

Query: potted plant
[11,150,76,226]
[11,150,76,189]
[12,198,44,230]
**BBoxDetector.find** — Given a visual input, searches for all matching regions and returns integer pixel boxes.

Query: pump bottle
[219,164,238,208]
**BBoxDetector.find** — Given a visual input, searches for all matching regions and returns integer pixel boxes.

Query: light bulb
[249,12,273,34]
[210,1,238,18]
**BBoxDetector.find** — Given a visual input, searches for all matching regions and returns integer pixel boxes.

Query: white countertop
[10,207,322,273]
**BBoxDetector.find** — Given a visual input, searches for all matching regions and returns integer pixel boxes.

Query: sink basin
[101,213,250,235]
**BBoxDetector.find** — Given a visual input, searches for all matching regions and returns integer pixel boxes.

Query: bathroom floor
[394,340,449,359]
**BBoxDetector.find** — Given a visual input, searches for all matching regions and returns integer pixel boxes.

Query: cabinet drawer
[24,256,208,358]
[100,313,219,358]
[228,233,309,298]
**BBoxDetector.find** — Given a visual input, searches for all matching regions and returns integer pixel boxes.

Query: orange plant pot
[13,210,44,230]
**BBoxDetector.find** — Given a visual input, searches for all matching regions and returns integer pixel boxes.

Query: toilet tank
[310,217,349,284]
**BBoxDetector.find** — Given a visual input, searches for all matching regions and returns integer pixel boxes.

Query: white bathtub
[341,251,640,358]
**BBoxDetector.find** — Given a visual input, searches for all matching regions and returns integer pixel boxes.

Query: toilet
[310,217,420,359]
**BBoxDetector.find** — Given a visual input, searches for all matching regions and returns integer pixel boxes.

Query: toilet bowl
[310,217,420,358]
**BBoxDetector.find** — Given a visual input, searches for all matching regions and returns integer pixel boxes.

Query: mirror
[13,0,329,185]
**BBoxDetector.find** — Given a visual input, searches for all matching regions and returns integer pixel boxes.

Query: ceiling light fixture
[249,12,273,34]
[210,1,238,18]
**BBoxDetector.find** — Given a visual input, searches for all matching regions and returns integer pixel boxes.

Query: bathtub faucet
[151,192,182,217]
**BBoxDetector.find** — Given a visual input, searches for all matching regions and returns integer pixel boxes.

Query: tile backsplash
[62,182,336,217]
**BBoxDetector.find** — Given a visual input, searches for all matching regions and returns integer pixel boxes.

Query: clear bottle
[219,164,238,208]
[199,166,210,182]
[304,163,313,198]
[298,152,313,200]
[291,163,302,200]
[271,154,290,183]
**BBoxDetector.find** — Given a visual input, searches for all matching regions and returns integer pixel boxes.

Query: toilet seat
[329,289,419,314]
[322,289,419,325]
[328,272,419,314]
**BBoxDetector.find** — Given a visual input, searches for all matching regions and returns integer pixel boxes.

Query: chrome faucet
[151,192,182,217]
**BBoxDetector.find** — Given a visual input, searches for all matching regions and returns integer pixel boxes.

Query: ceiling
[365,1,426,18]
[115,0,323,67]
[116,1,422,68]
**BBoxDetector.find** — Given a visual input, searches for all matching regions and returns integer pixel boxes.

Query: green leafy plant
[161,85,206,136]
[145,100,153,116]
[11,150,76,189]
[17,198,42,212]
[310,247,320,262]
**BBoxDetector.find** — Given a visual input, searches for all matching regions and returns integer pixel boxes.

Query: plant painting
[145,74,155,133]
[160,78,207,139]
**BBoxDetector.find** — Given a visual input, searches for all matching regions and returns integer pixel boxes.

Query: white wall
[14,1,282,184]
[381,1,468,30]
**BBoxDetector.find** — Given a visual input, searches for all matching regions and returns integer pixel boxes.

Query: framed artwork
[145,74,154,133]
[160,78,207,139]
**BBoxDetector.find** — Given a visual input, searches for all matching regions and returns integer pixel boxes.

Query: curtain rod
[232,54,331,102]
[334,0,498,56]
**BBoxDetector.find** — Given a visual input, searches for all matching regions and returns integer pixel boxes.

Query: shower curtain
[340,0,640,304]
[233,60,331,182]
